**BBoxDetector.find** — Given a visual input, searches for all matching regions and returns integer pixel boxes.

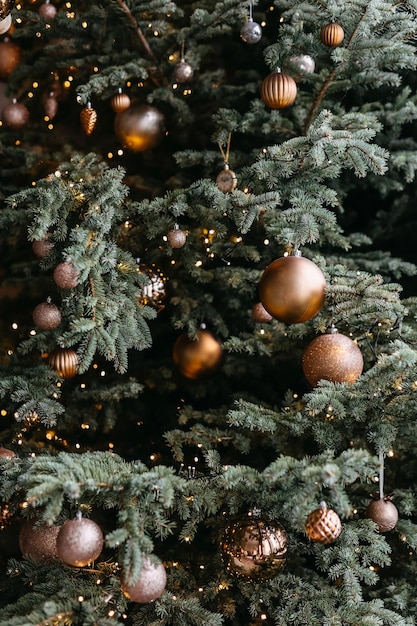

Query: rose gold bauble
[2,100,29,129]
[365,499,398,533]
[53,261,79,289]
[38,1,57,20]
[172,329,223,379]
[114,104,165,152]
[305,503,342,544]
[173,60,194,83]
[251,302,272,323]
[302,330,363,386]
[121,556,167,603]
[166,227,186,248]
[19,519,60,561]
[0,40,21,80]
[320,23,345,47]
[32,234,54,258]
[221,515,288,580]
[48,347,78,379]
[56,516,103,567]
[260,71,297,109]
[111,91,131,113]
[259,255,326,324]
[32,301,62,330]
[0,447,15,459]
[0,13,12,35]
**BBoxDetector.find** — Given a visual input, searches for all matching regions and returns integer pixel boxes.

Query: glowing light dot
[264,239,269,245]
[82,21,88,28]
[78,596,84,602]
[75,443,81,449]
[195,260,203,267]
[12,322,18,330]
[80,383,86,389]
[117,149,123,156]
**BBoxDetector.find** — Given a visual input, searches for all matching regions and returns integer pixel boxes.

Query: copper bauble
[56,516,103,567]
[53,261,79,289]
[19,519,60,561]
[251,302,272,323]
[32,234,54,258]
[166,226,187,248]
[111,91,131,113]
[121,556,167,603]
[173,60,194,83]
[80,103,97,135]
[365,499,398,533]
[2,100,29,129]
[0,0,14,20]
[259,255,326,324]
[172,329,223,379]
[302,330,363,386]
[38,1,57,20]
[0,447,15,459]
[221,515,288,580]
[114,104,165,152]
[0,40,21,80]
[48,347,78,379]
[0,13,11,34]
[32,301,62,330]
[261,71,297,109]
[320,23,345,47]
[216,165,237,193]
[305,503,342,544]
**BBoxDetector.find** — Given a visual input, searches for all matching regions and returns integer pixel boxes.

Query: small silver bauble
[173,60,194,83]
[240,19,262,44]
[289,54,315,75]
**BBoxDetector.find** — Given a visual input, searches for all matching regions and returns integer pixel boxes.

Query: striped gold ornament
[320,23,344,47]
[49,347,78,379]
[111,91,131,113]
[260,71,297,109]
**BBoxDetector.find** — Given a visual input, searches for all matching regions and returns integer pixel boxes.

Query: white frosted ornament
[121,556,167,603]
[240,19,262,44]
[56,514,103,567]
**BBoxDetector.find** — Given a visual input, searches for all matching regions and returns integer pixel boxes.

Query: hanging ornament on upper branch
[43,91,58,120]
[80,102,97,135]
[172,326,223,379]
[121,556,167,603]
[2,98,29,129]
[305,502,342,544]
[114,103,165,152]
[38,0,57,21]
[216,132,237,193]
[48,347,78,379]
[0,13,11,34]
[166,224,187,249]
[366,497,398,533]
[320,22,345,47]
[32,299,62,330]
[261,69,297,109]
[240,0,262,44]
[258,251,326,324]
[0,39,21,80]
[111,88,131,113]
[56,514,103,567]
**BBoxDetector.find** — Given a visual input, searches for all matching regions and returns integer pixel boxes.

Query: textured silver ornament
[19,519,60,561]
[166,226,187,248]
[121,556,167,603]
[240,19,262,44]
[56,516,103,567]
[289,54,315,76]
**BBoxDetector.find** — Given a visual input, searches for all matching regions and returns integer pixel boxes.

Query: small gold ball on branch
[320,23,345,47]
[111,91,131,113]
[305,502,342,544]
[172,329,223,379]
[48,347,78,379]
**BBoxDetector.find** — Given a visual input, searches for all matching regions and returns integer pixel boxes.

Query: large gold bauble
[259,255,326,324]
[114,104,165,152]
[56,516,103,567]
[302,330,363,386]
[365,498,398,533]
[19,519,60,561]
[121,556,167,603]
[221,515,288,580]
[0,40,21,80]
[172,329,223,379]
[48,347,78,379]
[305,503,342,544]
[260,71,297,109]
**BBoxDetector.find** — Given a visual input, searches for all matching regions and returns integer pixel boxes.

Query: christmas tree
[1,0,417,623]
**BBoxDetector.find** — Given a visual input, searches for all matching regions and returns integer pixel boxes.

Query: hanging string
[249,0,253,21]
[180,40,185,61]
[218,132,232,165]
[379,449,384,500]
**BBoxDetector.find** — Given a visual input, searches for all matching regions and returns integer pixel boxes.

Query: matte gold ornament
[216,164,237,193]
[258,254,326,324]
[320,23,345,47]
[0,39,21,80]
[32,233,54,258]
[173,59,194,83]
[56,515,103,567]
[32,300,62,330]
[166,225,187,248]
[221,515,288,579]
[2,99,29,129]
[80,102,97,135]
[121,556,167,603]
[173,329,223,379]
[251,302,272,323]
[302,328,363,386]
[48,347,78,379]
[111,90,131,113]
[53,261,79,289]
[305,502,342,544]
[19,519,60,561]
[0,447,15,459]
[0,0,14,20]
[261,71,297,109]
[0,13,11,34]
[365,498,398,533]
[114,104,165,152]
[38,1,57,21]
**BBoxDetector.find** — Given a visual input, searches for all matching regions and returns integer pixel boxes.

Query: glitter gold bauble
[302,329,363,386]
[2,99,29,129]
[166,226,187,248]
[251,302,272,323]
[53,261,79,289]
[32,301,62,330]
[259,255,326,324]
[56,516,103,567]
[48,347,78,379]
[173,60,194,83]
[365,498,398,533]
[305,502,342,544]
[38,1,57,20]
[0,40,21,80]
[32,234,54,258]
[221,515,288,580]
[121,556,167,603]
[80,102,97,135]
[114,104,165,152]
[320,23,344,47]
[0,0,14,20]
[111,91,131,113]
[0,13,11,34]
[172,329,223,379]
[0,447,15,459]
[261,71,297,109]
[19,519,60,561]
[216,165,237,193]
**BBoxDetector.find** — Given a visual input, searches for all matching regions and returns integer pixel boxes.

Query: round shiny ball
[240,20,262,44]
[221,515,288,580]
[32,301,62,330]
[56,517,103,567]
[38,1,57,20]
[261,71,297,109]
[216,167,237,193]
[251,302,272,323]
[0,447,15,459]
[305,503,342,544]
[114,104,165,152]
[0,40,21,80]
[48,347,78,379]
[302,331,363,386]
[166,227,187,248]
[172,329,223,379]
[0,13,12,35]
[121,556,167,603]
[2,100,29,129]
[19,520,60,561]
[173,60,194,83]
[365,499,398,533]
[0,0,14,20]
[320,23,345,47]
[259,255,326,324]
[53,261,79,289]
[111,91,131,113]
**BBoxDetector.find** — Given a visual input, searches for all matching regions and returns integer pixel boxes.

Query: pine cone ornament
[80,102,97,135]
[305,502,342,544]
